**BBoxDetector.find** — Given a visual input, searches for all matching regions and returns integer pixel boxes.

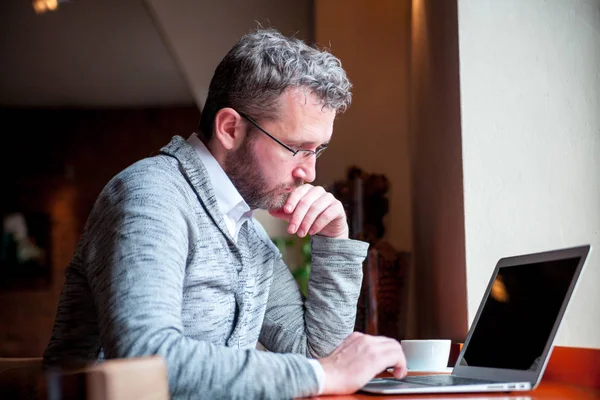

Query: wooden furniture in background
[330,166,411,341]
[0,356,169,399]
[359,242,411,339]
[0,357,44,399]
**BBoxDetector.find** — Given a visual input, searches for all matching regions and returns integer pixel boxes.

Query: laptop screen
[459,257,581,370]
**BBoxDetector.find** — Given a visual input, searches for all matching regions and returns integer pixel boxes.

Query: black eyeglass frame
[237,111,327,159]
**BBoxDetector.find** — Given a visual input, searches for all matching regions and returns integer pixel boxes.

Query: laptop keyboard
[401,375,498,386]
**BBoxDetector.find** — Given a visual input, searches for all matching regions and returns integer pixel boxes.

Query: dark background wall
[0,106,200,356]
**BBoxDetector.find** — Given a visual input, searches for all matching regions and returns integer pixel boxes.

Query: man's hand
[318,332,407,395]
[268,184,349,239]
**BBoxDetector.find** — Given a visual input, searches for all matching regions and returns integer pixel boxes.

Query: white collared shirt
[187,133,254,242]
[186,133,325,394]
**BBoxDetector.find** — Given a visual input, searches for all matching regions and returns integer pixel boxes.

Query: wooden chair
[0,356,169,400]
[0,357,44,399]
[358,242,411,340]
[330,166,412,341]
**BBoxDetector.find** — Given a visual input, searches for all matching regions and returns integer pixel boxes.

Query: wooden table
[313,346,600,399]
[313,373,600,399]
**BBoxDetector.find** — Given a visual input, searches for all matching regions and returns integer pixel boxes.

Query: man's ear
[213,108,246,151]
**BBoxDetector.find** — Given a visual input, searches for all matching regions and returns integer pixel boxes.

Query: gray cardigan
[43,135,369,399]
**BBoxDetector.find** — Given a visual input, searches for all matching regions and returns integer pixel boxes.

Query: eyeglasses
[238,111,327,160]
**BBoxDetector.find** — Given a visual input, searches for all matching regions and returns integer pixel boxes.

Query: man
[43,28,407,398]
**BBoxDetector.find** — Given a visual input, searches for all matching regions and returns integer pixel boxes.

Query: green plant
[272,235,311,297]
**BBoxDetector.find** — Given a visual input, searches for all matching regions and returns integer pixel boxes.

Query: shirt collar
[186,133,253,223]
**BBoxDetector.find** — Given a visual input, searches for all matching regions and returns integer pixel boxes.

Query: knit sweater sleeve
[257,225,369,358]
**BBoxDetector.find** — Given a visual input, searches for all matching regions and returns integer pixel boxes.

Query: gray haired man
[43,28,407,398]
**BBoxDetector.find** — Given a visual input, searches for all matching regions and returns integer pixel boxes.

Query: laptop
[361,244,591,395]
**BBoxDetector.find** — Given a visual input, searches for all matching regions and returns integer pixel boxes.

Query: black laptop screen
[460,257,580,370]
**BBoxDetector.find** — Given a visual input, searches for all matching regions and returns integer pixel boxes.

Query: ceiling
[0,0,313,108]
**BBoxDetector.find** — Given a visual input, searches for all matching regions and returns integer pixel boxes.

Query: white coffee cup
[400,339,452,371]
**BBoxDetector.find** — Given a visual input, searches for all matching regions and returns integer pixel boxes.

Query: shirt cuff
[307,359,325,395]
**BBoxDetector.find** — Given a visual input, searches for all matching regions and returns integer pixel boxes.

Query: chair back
[0,357,44,399]
[330,166,412,340]
[0,356,169,400]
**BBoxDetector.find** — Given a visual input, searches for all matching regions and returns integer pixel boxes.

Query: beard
[223,138,304,210]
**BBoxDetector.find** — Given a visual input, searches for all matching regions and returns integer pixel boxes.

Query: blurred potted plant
[272,235,311,297]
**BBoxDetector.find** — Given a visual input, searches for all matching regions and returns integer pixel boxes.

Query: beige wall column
[458,0,600,348]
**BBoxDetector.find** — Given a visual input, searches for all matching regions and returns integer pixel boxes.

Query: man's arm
[264,184,409,395]
[84,171,320,399]
[260,184,367,357]
[258,233,368,358]
[255,226,408,395]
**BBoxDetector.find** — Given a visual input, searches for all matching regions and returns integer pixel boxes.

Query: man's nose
[294,156,317,183]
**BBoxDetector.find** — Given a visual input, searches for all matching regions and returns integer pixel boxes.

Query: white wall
[458,0,600,348]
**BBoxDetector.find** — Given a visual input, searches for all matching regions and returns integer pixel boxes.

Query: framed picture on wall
[0,210,52,291]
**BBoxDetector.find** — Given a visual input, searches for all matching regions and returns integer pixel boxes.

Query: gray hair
[199,28,352,139]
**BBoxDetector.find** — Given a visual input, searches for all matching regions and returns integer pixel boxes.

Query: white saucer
[386,367,453,374]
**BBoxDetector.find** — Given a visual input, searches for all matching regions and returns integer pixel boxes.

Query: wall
[408,0,468,340]
[0,106,200,356]
[145,0,314,108]
[314,0,413,253]
[458,0,600,348]
[0,0,193,107]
